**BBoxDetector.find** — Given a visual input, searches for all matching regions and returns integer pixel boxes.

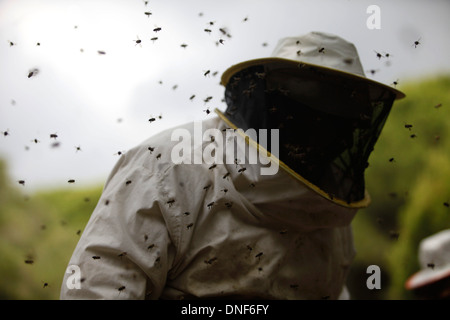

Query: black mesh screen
[224,64,395,203]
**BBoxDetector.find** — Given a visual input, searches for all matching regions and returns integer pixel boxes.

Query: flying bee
[204,257,217,264]
[133,36,142,47]
[144,11,152,17]
[427,263,435,269]
[50,133,58,139]
[148,146,155,153]
[2,129,9,137]
[404,123,413,131]
[166,199,175,207]
[374,50,384,59]
[318,47,325,53]
[208,164,217,170]
[114,150,125,156]
[147,243,155,250]
[413,37,421,48]
[189,94,196,101]
[255,252,263,259]
[150,37,158,43]
[224,202,233,208]
[444,201,449,208]
[18,180,25,186]
[180,43,188,49]
[31,138,40,144]
[204,28,212,34]
[223,172,230,179]
[204,70,211,77]
[117,286,126,294]
[75,145,82,152]
[28,68,39,78]
[97,50,106,55]
[24,259,34,265]
[391,79,399,87]
[125,180,132,185]
[148,116,156,123]
[207,201,215,209]
[156,153,161,160]
[187,223,194,229]
[434,103,442,109]
[118,252,127,258]
[153,27,162,32]
[242,16,249,22]
[238,167,246,173]
[203,108,211,115]
[67,179,75,184]
[92,256,101,260]
[8,40,15,46]
[218,39,225,45]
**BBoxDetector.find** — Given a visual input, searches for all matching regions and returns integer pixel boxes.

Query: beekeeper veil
[216,31,405,207]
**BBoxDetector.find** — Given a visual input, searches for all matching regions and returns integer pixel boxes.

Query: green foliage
[348,75,450,299]
[0,160,101,299]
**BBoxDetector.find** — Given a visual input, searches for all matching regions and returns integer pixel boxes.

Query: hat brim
[220,57,406,100]
[405,266,450,290]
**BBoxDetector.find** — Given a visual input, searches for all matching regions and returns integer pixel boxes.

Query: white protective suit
[60,116,357,300]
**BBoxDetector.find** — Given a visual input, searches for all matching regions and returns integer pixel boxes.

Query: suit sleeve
[60,153,178,300]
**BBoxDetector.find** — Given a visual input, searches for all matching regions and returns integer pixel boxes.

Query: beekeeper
[60,31,405,300]
[405,229,450,299]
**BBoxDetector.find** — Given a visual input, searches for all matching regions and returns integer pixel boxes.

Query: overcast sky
[0,0,449,192]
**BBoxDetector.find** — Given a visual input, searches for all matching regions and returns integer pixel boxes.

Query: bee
[318,47,325,54]
[238,167,246,173]
[404,124,413,131]
[153,27,162,33]
[296,50,302,56]
[42,282,49,288]
[68,179,76,184]
[223,172,230,179]
[374,50,384,59]
[427,263,435,269]
[180,43,188,49]
[147,244,155,250]
[75,145,82,152]
[150,37,158,43]
[203,108,211,115]
[148,146,155,153]
[255,252,263,259]
[203,184,211,190]
[207,201,215,209]
[133,37,142,47]
[434,103,442,109]
[97,50,106,55]
[118,252,127,258]
[144,11,152,17]
[218,39,225,45]
[410,134,417,139]
[389,157,395,163]
[105,199,110,205]
[187,223,194,229]
[167,199,175,207]
[204,96,213,103]
[224,202,233,208]
[221,188,228,193]
[50,133,58,139]
[204,70,211,77]
[389,230,400,240]
[444,202,449,208]
[18,180,25,186]
[118,286,126,293]
[24,259,34,265]
[148,116,156,123]
[184,212,190,216]
[28,68,39,78]
[413,38,421,48]
[204,257,217,264]
[156,153,161,160]
[76,230,81,235]
[8,40,15,47]
[208,164,217,170]
[92,256,101,260]
[189,94,196,101]
[242,16,249,22]
[125,180,132,185]
[204,28,212,34]
[391,79,399,87]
